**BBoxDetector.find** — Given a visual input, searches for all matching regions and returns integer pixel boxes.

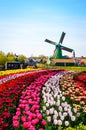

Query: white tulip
[46,110,49,115]
[68,111,73,117]
[65,121,69,126]
[59,112,62,117]
[44,98,47,103]
[47,116,51,122]
[49,108,54,114]
[60,115,64,121]
[54,119,58,125]
[77,112,80,117]
[73,108,77,113]
[46,103,49,107]
[43,106,46,111]
[53,114,58,120]
[71,116,76,121]
[57,120,62,125]
[59,106,62,112]
[54,94,57,98]
[61,102,65,107]
[56,100,60,106]
[64,107,68,111]
[49,101,53,106]
[54,110,58,115]
[63,112,67,117]
[62,96,65,101]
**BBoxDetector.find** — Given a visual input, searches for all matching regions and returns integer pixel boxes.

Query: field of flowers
[0,69,86,130]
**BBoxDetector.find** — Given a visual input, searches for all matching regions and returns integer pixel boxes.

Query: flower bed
[59,72,86,112]
[41,71,81,130]
[0,68,41,77]
[59,71,86,128]
[0,69,59,130]
[0,70,86,130]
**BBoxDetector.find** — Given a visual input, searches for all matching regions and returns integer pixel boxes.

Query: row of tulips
[41,71,81,130]
[12,74,55,130]
[59,72,86,113]
[0,69,43,85]
[74,73,86,83]
[0,70,56,92]
[0,68,40,77]
[0,69,59,130]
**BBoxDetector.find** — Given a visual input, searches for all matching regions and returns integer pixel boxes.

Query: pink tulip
[16,111,21,116]
[16,107,20,111]
[39,128,44,130]
[21,116,26,122]
[31,113,36,118]
[36,109,40,113]
[31,119,39,125]
[31,106,35,112]
[13,115,18,120]
[29,125,36,130]
[20,104,25,109]
[41,120,47,126]
[26,111,30,115]
[28,116,32,121]
[37,113,42,120]
[13,120,19,128]
[23,122,29,129]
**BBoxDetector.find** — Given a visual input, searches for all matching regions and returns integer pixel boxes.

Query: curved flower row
[0,70,55,92]
[0,70,45,85]
[0,69,58,130]
[12,70,59,130]
[41,71,80,129]
[0,68,41,77]
[74,73,86,83]
[59,72,86,112]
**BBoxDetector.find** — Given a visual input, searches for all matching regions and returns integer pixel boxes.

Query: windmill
[45,32,74,59]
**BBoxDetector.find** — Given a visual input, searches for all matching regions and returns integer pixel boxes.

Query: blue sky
[0,0,86,57]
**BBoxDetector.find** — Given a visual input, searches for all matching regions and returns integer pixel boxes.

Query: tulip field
[0,69,86,130]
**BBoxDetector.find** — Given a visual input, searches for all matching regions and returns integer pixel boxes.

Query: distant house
[5,61,21,70]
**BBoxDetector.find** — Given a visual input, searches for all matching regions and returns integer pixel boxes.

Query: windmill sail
[59,32,65,44]
[61,45,73,52]
[45,39,56,45]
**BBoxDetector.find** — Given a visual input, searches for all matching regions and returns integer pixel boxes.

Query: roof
[51,58,74,63]
[81,58,86,63]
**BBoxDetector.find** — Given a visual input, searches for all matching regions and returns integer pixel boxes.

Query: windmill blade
[45,39,57,45]
[61,45,73,52]
[59,32,66,44]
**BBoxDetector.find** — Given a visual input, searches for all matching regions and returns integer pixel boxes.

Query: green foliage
[0,51,15,66]
[64,125,86,130]
[0,50,27,66]
[18,54,27,62]
[7,52,15,61]
[65,127,75,130]
[0,51,7,65]
[76,124,86,130]
[38,63,86,71]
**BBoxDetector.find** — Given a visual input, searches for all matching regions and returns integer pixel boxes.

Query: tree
[6,52,15,61]
[0,51,7,65]
[18,54,27,63]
